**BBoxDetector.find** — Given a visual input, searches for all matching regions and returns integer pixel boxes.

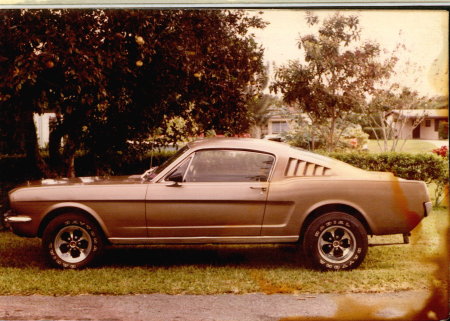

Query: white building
[386,109,448,140]
[33,113,56,148]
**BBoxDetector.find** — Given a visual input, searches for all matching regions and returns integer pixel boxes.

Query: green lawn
[0,208,447,296]
[366,139,440,154]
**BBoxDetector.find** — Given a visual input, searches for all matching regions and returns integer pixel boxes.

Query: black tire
[303,212,368,271]
[42,213,103,269]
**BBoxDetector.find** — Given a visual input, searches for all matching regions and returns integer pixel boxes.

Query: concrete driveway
[0,290,436,321]
[426,140,449,148]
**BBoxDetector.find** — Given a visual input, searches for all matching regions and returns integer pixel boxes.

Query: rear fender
[302,200,374,235]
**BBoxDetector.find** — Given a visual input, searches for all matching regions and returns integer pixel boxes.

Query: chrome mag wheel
[54,225,93,264]
[318,226,356,264]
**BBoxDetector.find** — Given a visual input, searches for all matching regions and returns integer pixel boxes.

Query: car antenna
[150,141,154,169]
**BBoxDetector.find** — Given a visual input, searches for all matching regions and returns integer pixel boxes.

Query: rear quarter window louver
[285,158,331,177]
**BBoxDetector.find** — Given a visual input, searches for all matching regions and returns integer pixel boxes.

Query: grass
[0,208,447,296]
[366,139,439,153]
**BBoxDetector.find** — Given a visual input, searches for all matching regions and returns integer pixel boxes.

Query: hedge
[0,150,176,182]
[1,150,447,188]
[327,152,448,184]
[329,152,448,207]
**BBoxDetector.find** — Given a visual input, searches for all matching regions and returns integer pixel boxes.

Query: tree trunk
[63,136,77,178]
[250,125,262,139]
[310,123,316,150]
[328,116,336,152]
[66,153,76,178]
[49,121,65,176]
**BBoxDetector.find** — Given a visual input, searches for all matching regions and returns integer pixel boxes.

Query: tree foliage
[0,9,266,176]
[246,64,280,138]
[271,12,397,151]
[247,93,279,139]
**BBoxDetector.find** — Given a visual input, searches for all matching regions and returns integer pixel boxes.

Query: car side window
[165,157,192,182]
[184,149,274,182]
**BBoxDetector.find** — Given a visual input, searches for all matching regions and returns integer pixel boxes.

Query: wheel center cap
[332,241,340,247]
[69,241,77,248]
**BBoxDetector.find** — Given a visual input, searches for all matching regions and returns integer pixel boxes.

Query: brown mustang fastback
[6,138,432,270]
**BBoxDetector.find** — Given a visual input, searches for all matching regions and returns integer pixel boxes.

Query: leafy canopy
[271,12,397,150]
[0,9,267,176]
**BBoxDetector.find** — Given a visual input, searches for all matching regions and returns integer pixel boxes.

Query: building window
[271,121,289,134]
[425,119,431,127]
[435,119,440,132]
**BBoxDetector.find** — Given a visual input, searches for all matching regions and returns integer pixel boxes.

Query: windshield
[142,145,190,180]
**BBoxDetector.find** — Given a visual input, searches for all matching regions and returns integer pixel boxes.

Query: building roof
[391,109,448,119]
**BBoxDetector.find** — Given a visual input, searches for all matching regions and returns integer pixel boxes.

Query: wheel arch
[299,203,373,243]
[38,203,109,241]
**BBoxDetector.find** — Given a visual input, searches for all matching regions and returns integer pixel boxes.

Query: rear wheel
[42,213,103,269]
[303,212,368,271]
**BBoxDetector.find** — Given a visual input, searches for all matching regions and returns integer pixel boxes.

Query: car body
[6,138,432,270]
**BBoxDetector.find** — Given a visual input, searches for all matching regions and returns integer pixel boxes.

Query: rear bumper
[5,215,32,223]
[3,210,36,237]
[5,210,32,223]
[424,201,432,217]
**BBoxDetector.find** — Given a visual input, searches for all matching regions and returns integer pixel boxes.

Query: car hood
[15,175,144,189]
[8,175,148,203]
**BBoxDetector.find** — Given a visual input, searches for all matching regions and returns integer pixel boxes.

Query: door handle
[250,186,267,192]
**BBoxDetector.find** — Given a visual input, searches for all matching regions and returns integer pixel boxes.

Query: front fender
[39,202,111,238]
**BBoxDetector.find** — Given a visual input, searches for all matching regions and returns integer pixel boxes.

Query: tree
[0,9,266,177]
[0,10,116,176]
[363,86,428,152]
[270,12,397,151]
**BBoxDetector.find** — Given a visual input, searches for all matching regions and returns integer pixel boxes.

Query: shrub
[286,123,368,151]
[0,154,39,182]
[0,150,176,181]
[363,127,388,140]
[432,146,448,158]
[74,149,176,176]
[338,126,369,151]
[430,145,449,206]
[283,128,327,150]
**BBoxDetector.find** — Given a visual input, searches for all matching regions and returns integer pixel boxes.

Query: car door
[145,149,275,238]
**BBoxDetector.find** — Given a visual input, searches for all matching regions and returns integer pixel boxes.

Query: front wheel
[303,212,368,271]
[42,213,103,269]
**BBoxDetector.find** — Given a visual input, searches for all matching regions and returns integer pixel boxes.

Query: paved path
[0,290,432,321]
[425,140,449,148]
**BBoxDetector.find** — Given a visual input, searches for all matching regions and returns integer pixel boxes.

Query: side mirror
[166,181,182,187]
[167,172,183,183]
